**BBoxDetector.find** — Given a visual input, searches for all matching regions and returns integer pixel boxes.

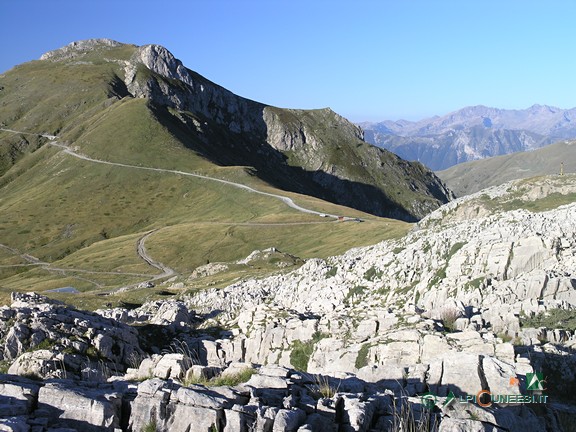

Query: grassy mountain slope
[0,40,421,307]
[436,140,576,196]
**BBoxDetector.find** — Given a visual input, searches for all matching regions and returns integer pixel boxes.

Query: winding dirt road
[48,142,339,218]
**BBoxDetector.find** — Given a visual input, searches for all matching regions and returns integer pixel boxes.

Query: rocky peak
[130,44,195,88]
[39,38,127,61]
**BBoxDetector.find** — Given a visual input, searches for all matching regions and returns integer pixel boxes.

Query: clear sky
[1,0,575,121]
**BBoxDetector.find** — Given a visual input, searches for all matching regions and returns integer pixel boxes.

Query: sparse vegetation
[290,332,329,372]
[184,368,256,387]
[428,267,447,288]
[325,266,338,278]
[345,285,367,304]
[307,374,341,399]
[497,332,513,343]
[141,419,157,432]
[520,308,576,331]
[393,397,439,432]
[464,277,484,291]
[86,345,101,359]
[364,265,383,281]
[28,338,56,351]
[447,242,466,259]
[0,360,11,374]
[355,343,370,369]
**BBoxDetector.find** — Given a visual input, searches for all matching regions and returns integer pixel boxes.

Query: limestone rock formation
[0,292,143,380]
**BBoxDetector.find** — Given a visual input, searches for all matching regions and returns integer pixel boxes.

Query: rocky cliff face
[120,40,453,220]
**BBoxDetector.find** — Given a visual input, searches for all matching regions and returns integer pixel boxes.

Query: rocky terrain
[360,105,576,170]
[1,175,576,431]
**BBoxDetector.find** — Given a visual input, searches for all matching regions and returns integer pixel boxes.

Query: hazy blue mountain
[360,105,576,170]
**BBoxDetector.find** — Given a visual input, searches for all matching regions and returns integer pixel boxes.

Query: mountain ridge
[14,38,452,221]
[360,104,576,137]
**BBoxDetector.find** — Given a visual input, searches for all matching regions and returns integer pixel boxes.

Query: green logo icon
[420,392,437,409]
[443,390,456,407]
[526,373,546,391]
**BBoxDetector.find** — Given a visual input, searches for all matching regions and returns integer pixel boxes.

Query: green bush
[345,285,367,303]
[364,266,383,281]
[355,343,370,369]
[325,266,338,278]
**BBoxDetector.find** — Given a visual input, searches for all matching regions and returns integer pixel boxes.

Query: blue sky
[1,1,575,121]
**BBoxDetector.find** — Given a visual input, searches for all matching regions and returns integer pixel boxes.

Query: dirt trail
[48,141,339,218]
[136,230,176,279]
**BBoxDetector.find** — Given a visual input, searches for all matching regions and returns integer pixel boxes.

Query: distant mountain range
[359,105,576,170]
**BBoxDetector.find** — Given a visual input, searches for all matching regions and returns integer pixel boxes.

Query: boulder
[37,382,121,432]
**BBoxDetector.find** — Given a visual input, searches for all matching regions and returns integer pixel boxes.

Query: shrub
[141,419,157,432]
[290,332,328,372]
[345,285,367,304]
[290,340,314,372]
[308,374,340,399]
[0,360,11,374]
[325,266,338,278]
[364,266,383,281]
[520,308,576,331]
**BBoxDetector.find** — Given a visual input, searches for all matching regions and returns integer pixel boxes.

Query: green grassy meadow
[0,126,409,308]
